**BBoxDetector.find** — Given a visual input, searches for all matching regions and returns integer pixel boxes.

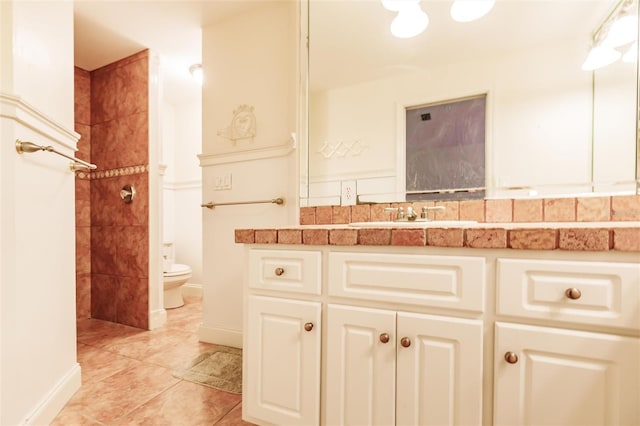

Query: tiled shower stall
[74,50,150,329]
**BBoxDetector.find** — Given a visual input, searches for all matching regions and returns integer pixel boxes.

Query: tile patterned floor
[53,296,253,425]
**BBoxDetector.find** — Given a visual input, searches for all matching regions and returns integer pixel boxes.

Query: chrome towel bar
[201,197,285,209]
[15,139,97,171]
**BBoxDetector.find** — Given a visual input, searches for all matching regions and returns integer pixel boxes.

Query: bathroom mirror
[301,0,639,206]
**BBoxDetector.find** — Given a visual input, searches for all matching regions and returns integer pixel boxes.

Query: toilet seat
[164,263,192,277]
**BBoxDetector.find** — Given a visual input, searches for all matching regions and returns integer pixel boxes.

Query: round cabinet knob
[304,322,314,332]
[565,288,582,300]
[504,351,519,364]
[400,337,411,348]
[274,267,285,276]
[379,333,390,344]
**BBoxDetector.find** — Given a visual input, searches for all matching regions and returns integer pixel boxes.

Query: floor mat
[173,346,242,394]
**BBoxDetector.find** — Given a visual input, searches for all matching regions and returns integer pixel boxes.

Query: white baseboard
[24,363,81,425]
[198,325,243,349]
[149,308,167,330]
[182,283,203,298]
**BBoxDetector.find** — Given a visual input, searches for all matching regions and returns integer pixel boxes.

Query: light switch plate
[214,173,232,190]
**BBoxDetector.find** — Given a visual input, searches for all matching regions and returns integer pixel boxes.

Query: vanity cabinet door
[396,312,483,426]
[325,305,484,426]
[245,295,321,426]
[325,304,397,426]
[494,322,640,426]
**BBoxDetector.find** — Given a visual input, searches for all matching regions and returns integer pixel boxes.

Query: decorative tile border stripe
[75,164,149,180]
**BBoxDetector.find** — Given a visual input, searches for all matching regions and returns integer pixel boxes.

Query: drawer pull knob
[304,322,314,332]
[504,352,519,364]
[565,288,582,300]
[274,267,285,276]
[400,337,411,348]
[379,333,390,344]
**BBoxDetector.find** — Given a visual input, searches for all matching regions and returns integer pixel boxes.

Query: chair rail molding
[198,139,295,167]
[0,92,79,149]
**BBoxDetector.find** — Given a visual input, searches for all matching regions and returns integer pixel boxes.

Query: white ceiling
[73,0,259,104]
[74,0,620,102]
[310,0,618,91]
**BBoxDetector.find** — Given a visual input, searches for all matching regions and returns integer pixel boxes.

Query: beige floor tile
[50,407,102,426]
[63,363,180,423]
[77,342,142,384]
[146,336,216,371]
[103,328,195,361]
[214,403,254,426]
[116,380,241,426]
[77,317,146,347]
[55,296,254,425]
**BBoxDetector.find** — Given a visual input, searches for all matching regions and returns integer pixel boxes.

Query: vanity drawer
[328,252,485,312]
[249,249,321,295]
[497,259,640,331]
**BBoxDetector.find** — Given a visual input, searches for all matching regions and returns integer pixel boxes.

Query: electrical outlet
[341,180,357,206]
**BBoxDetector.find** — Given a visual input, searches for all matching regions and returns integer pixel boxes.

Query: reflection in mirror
[405,95,486,201]
[302,0,639,207]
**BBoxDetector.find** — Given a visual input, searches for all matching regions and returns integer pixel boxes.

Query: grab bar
[15,139,97,171]
[201,197,285,209]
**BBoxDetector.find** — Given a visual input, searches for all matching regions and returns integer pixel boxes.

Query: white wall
[199,1,299,347]
[1,1,74,128]
[308,37,636,201]
[161,99,203,287]
[0,1,80,424]
[592,59,637,193]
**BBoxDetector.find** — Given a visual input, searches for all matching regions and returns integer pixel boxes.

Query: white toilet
[162,242,192,309]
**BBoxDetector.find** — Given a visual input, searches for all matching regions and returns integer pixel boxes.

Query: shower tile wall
[88,50,150,329]
[74,67,92,319]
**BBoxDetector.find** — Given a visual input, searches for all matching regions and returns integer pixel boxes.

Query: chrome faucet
[406,206,418,221]
[384,204,447,221]
[384,206,405,221]
[384,205,420,221]
[421,205,446,220]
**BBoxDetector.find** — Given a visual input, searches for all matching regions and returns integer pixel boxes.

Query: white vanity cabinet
[325,304,483,426]
[242,245,640,426]
[325,251,485,426]
[494,322,640,426]
[493,258,640,426]
[245,295,321,426]
[244,250,322,426]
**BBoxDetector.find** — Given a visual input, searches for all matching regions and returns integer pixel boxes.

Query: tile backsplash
[300,194,640,225]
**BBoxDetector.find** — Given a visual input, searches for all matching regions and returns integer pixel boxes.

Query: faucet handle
[383,206,404,220]
[421,205,446,219]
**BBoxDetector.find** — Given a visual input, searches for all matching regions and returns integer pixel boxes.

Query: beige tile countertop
[235,222,640,252]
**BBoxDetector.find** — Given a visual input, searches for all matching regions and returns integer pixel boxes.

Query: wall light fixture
[391,2,429,38]
[450,0,496,23]
[623,41,638,62]
[189,63,203,85]
[582,0,638,70]
[382,0,495,39]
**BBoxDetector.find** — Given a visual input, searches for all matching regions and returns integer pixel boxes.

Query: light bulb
[602,15,638,48]
[390,3,429,38]
[381,0,419,12]
[623,41,638,63]
[581,46,622,70]
[450,0,496,23]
